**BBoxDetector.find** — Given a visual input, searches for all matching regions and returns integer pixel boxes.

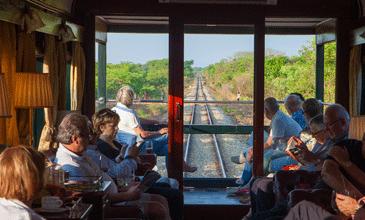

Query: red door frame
[167,16,265,182]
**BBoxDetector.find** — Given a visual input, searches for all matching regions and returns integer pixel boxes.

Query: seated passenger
[112,85,196,172]
[244,103,350,220]
[89,108,182,220]
[284,94,307,130]
[299,98,323,150]
[91,108,178,187]
[238,97,302,185]
[232,97,322,165]
[0,145,46,220]
[289,114,333,171]
[54,113,171,220]
[284,194,365,220]
[322,138,365,201]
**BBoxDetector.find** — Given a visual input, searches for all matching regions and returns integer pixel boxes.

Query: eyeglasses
[325,119,340,129]
[311,128,325,136]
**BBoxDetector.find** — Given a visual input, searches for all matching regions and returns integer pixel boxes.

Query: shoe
[231,153,246,164]
[236,178,244,185]
[183,163,197,173]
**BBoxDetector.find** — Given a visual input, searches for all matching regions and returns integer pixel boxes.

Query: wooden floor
[183,188,250,220]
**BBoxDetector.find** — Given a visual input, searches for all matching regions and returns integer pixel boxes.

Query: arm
[264,135,273,150]
[321,159,363,200]
[291,136,320,165]
[139,118,160,125]
[337,162,365,191]
[329,146,365,190]
[134,126,167,139]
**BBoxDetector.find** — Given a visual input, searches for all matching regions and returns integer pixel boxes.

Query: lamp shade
[0,73,11,117]
[14,72,53,108]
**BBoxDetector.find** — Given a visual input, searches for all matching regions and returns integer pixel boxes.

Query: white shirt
[0,198,45,220]
[270,110,302,139]
[54,144,118,193]
[112,103,140,135]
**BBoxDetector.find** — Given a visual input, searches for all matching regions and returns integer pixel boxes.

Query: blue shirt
[291,109,307,130]
[86,145,137,179]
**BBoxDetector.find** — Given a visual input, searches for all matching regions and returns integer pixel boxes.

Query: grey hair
[56,113,90,145]
[303,98,322,119]
[326,103,350,127]
[116,85,135,107]
[264,97,279,113]
[309,114,325,131]
[284,94,303,112]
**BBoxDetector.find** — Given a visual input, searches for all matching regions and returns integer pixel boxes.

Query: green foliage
[100,39,336,104]
[202,39,336,103]
[102,59,195,100]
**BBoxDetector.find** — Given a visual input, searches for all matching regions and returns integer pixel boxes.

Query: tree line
[203,40,336,102]
[100,39,336,103]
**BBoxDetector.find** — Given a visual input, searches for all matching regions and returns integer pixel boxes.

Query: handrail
[184,125,270,134]
[105,99,332,105]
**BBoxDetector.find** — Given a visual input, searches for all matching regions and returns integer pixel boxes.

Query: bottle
[55,165,65,186]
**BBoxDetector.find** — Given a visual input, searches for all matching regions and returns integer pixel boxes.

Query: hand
[291,136,308,151]
[159,127,168,135]
[126,146,140,158]
[246,148,253,162]
[329,146,350,167]
[126,182,141,200]
[335,193,358,217]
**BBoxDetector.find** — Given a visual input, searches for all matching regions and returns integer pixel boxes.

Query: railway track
[184,76,228,178]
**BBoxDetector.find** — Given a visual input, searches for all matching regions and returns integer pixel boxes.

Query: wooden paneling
[168,16,184,186]
[316,44,324,101]
[25,0,74,16]
[336,18,351,111]
[95,16,107,43]
[108,24,315,34]
[253,18,265,177]
[349,116,365,140]
[315,19,336,45]
[81,13,95,118]
[74,0,358,19]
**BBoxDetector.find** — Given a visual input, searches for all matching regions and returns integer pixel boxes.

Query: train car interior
[1,0,365,219]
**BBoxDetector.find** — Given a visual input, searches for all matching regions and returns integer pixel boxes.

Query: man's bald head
[324,104,350,140]
[284,94,303,115]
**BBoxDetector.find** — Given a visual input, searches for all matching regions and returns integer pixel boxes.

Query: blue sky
[106,33,313,67]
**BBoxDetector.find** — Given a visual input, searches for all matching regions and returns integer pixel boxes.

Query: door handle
[176,102,182,122]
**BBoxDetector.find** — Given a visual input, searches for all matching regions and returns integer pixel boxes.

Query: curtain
[57,41,67,110]
[70,42,85,111]
[38,35,58,151]
[0,21,19,146]
[349,46,362,116]
[16,30,36,145]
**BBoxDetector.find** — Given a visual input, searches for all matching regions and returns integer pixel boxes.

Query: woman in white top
[0,145,46,220]
[113,85,197,172]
